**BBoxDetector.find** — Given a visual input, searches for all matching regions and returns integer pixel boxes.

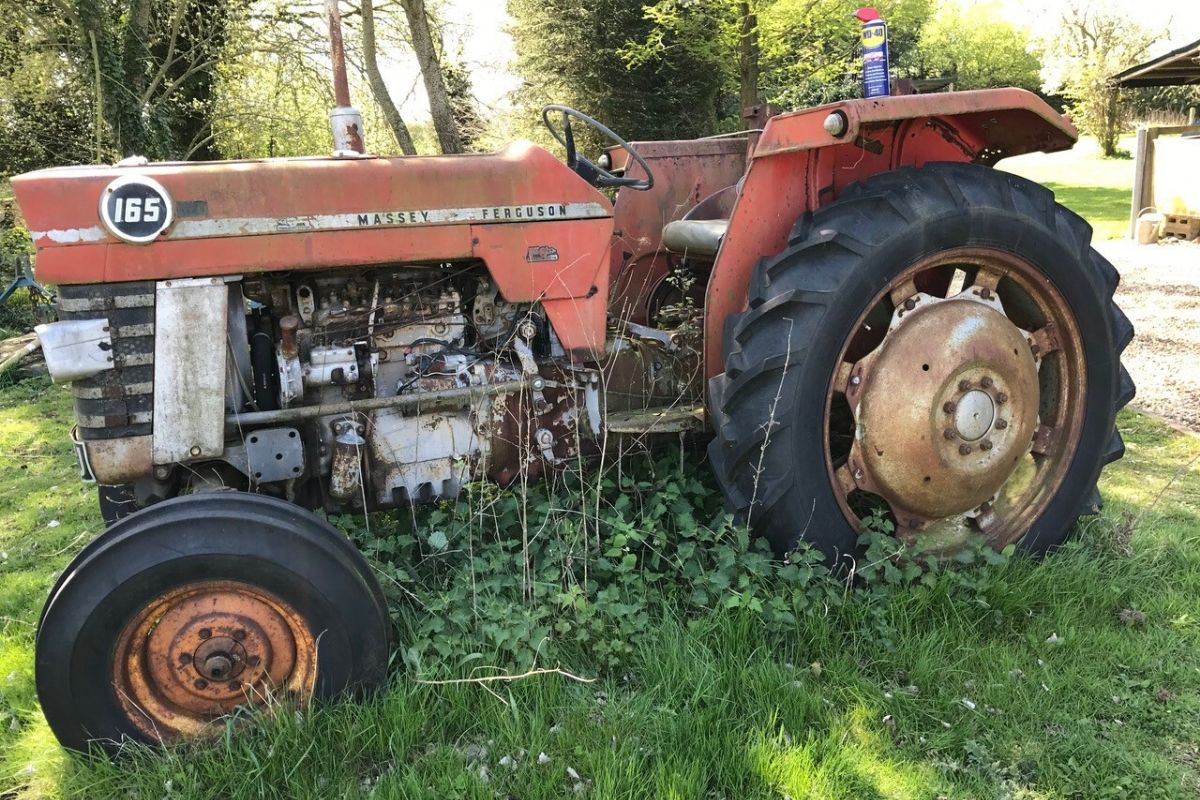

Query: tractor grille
[56,282,155,440]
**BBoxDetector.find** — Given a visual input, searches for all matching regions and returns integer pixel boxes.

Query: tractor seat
[661,219,730,257]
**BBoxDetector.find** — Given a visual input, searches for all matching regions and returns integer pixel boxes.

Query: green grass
[0,372,1199,798]
[999,136,1136,241]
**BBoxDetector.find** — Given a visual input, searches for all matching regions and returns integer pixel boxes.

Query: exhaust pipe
[326,0,366,155]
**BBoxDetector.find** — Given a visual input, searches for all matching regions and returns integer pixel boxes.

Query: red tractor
[12,17,1132,754]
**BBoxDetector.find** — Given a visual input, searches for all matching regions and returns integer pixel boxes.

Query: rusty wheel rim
[112,580,317,742]
[824,247,1086,551]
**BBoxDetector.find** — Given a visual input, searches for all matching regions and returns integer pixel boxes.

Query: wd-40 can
[856,7,890,98]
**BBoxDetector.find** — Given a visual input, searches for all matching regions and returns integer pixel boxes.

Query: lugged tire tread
[707,161,1135,557]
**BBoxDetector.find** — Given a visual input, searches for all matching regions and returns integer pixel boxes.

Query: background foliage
[1,0,1197,186]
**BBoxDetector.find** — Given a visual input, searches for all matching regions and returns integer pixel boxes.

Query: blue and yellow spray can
[856,7,890,98]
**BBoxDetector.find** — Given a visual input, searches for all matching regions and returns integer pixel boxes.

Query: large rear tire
[36,492,391,755]
[708,162,1134,567]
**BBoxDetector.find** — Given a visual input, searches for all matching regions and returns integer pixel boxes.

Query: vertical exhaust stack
[326,0,367,155]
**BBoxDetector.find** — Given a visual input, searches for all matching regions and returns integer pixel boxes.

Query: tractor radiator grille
[57,282,155,440]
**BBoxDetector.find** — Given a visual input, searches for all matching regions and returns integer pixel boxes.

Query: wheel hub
[853,297,1040,520]
[112,580,317,741]
[193,636,248,682]
[954,390,995,441]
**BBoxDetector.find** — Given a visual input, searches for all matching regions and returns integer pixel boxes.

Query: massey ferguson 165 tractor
[11,9,1133,755]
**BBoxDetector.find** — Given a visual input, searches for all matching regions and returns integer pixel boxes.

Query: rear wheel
[708,162,1134,566]
[36,492,390,755]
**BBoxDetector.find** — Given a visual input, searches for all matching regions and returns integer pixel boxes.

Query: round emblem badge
[98,175,174,244]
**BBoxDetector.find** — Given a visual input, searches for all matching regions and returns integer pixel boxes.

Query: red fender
[703,88,1077,381]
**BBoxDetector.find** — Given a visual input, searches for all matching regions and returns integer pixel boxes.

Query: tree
[1041,4,1157,157]
[758,0,932,107]
[626,0,935,120]
[361,0,418,154]
[59,0,238,159]
[399,0,462,153]
[444,58,486,150]
[915,2,1041,91]
[510,0,729,144]
[0,1,98,180]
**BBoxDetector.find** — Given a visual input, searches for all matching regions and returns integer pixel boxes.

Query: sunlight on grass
[750,704,944,799]
[1000,135,1136,240]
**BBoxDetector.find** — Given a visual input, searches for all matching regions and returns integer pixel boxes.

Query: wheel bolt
[229,680,242,691]
[194,678,209,690]
[178,653,192,666]
[958,379,971,391]
[850,374,861,386]
[995,419,1008,430]
[943,401,957,413]
[904,298,916,311]
[996,392,1008,404]
[980,440,994,451]
[959,443,973,455]
[233,629,247,641]
[980,287,993,300]
[247,655,261,667]
[944,429,957,440]
[980,376,994,388]
[198,628,212,640]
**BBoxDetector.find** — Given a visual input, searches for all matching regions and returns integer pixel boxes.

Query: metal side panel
[152,277,230,464]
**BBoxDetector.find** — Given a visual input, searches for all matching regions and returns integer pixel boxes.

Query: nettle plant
[338,449,1015,677]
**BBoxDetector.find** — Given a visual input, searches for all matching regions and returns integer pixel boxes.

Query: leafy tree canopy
[914,1,1041,91]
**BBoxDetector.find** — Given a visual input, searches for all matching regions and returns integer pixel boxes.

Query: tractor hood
[11,141,614,286]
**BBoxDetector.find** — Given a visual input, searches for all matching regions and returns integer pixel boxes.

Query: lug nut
[980,376,994,388]
[232,629,246,641]
[247,655,261,667]
[996,392,1008,404]
[959,443,973,455]
[980,287,993,300]
[995,419,1008,430]
[943,401,957,413]
[194,678,209,690]
[980,439,994,451]
[903,298,916,311]
[178,653,192,665]
[958,379,971,391]
[229,680,242,691]
[198,628,212,640]
[850,374,861,386]
[944,429,957,440]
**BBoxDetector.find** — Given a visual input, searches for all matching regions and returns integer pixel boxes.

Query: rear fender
[703,88,1077,380]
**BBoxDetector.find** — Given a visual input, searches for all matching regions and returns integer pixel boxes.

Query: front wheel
[36,493,391,755]
[708,162,1134,567]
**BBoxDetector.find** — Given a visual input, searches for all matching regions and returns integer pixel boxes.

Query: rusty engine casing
[12,141,709,513]
[12,88,1076,516]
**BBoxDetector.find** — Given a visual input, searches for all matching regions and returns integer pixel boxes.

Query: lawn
[0,369,1198,798]
[999,136,1136,241]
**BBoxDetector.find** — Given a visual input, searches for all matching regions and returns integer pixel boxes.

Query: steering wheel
[541,105,654,191]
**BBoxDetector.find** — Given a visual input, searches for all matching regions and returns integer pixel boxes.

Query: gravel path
[1098,239,1200,433]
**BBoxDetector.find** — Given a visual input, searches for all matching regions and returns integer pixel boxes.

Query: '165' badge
[98,175,174,244]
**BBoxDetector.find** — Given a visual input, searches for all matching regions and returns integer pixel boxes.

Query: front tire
[36,492,391,755]
[708,162,1134,567]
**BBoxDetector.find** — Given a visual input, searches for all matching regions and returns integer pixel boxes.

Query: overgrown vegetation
[0,373,1198,798]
